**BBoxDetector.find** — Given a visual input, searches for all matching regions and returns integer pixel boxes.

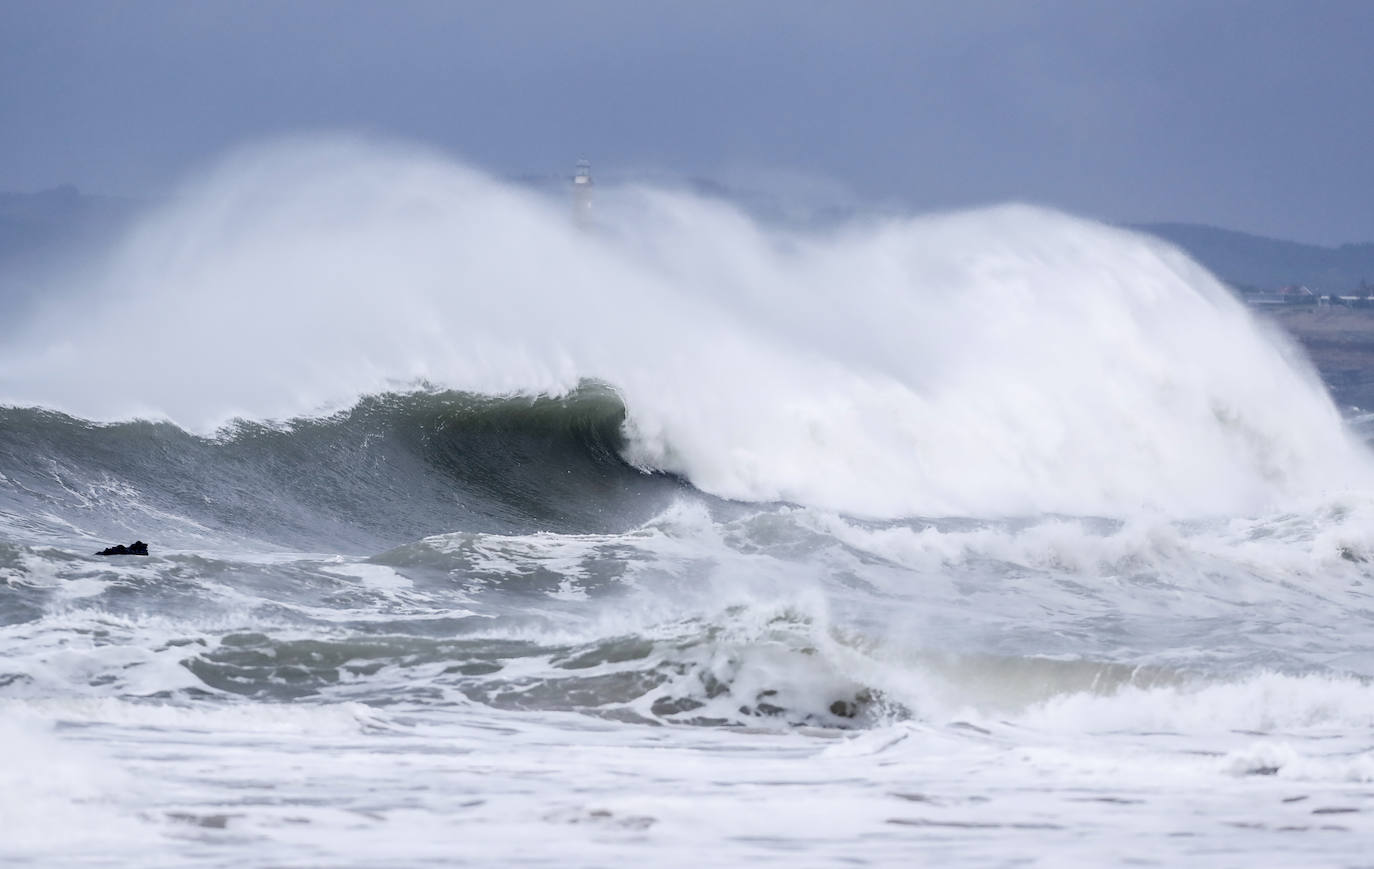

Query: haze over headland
[2,0,1373,244]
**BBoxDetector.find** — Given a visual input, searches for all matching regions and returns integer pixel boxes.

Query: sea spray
[2,137,1371,518]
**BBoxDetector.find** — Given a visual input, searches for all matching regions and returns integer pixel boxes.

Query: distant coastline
[1133,221,1374,296]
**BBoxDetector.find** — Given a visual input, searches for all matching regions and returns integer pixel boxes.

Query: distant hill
[0,185,141,267]
[1133,222,1374,294]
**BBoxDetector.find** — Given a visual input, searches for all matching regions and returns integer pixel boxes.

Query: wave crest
[2,137,1370,517]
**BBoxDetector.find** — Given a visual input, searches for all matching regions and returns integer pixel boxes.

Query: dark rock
[96,540,148,556]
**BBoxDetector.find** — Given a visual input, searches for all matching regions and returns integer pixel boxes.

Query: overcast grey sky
[2,1,1371,243]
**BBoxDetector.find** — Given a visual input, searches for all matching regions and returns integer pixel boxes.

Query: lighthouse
[572,159,593,221]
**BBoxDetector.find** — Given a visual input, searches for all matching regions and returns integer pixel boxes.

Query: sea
[3,140,1374,867]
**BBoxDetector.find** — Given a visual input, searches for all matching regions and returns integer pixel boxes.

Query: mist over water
[4,139,1374,865]
[3,138,1369,517]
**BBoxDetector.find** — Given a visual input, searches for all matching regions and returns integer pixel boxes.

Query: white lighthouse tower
[572,159,593,221]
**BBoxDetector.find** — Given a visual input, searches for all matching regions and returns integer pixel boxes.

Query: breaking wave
[1,137,1370,519]
[0,386,677,551]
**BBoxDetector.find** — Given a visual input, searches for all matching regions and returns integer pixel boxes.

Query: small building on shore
[1245,285,1318,307]
[572,160,593,221]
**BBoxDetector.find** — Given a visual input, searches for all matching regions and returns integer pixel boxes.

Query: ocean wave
[2,138,1370,518]
[0,385,680,550]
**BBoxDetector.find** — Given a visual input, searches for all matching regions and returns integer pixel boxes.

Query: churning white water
[2,139,1373,867]
[3,138,1369,516]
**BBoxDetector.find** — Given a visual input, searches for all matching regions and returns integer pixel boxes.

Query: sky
[2,0,1372,244]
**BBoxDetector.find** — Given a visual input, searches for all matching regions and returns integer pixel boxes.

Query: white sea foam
[0,713,155,854]
[2,696,395,735]
[2,137,1369,518]
[804,494,1374,593]
[1015,671,1374,735]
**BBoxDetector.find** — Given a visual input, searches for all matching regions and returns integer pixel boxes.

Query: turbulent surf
[3,140,1374,866]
